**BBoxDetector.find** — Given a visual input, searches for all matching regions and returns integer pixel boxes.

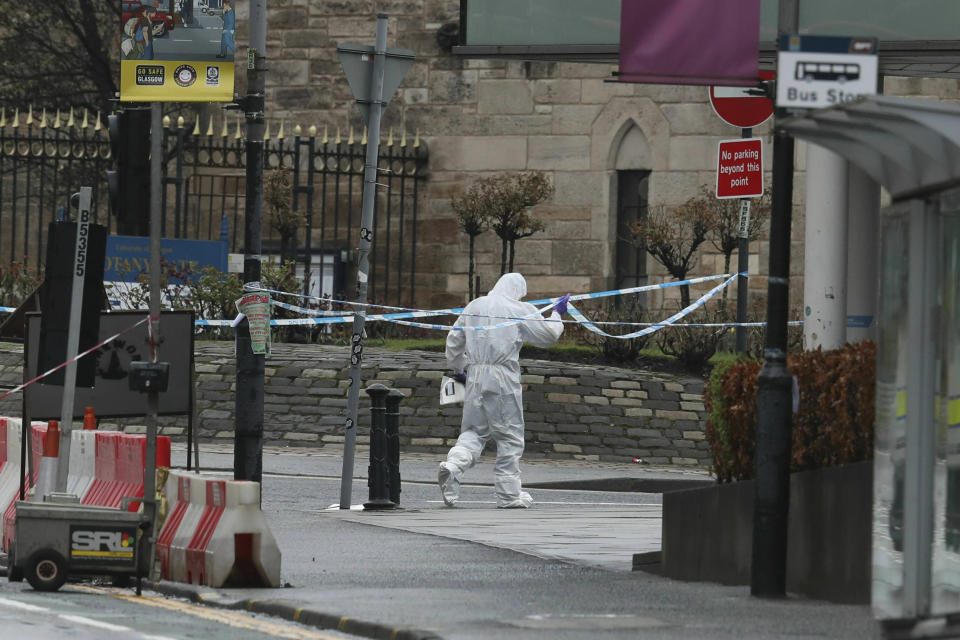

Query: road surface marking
[58,614,131,632]
[75,585,345,640]
[0,597,47,612]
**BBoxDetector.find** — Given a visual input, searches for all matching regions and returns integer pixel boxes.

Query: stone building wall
[236,2,960,316]
[0,341,712,469]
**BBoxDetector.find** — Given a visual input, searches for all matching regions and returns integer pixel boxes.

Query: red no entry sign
[709,70,775,128]
[716,138,763,199]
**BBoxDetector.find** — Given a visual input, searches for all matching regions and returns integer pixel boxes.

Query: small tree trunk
[500,238,508,275]
[508,238,516,272]
[468,234,476,300]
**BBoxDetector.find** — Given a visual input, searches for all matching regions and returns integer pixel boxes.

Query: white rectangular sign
[776,50,878,109]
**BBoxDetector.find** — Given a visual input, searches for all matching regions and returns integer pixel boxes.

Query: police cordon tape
[0,274,804,334]
[195,272,800,331]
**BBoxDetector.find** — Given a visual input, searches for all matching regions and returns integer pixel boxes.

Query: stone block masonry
[0,341,711,469]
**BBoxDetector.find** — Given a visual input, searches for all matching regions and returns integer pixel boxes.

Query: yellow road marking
[68,585,345,640]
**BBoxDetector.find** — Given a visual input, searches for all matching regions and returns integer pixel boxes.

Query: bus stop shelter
[780,96,960,635]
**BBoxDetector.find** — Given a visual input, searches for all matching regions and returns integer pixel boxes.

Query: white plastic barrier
[66,429,97,501]
[0,417,23,551]
[157,471,281,588]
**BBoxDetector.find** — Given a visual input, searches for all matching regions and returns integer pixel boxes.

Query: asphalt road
[0,581,361,640]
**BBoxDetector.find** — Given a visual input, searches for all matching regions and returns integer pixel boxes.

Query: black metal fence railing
[0,107,429,307]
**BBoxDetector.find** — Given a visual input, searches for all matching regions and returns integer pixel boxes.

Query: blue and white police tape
[0,307,13,314]
[566,274,737,340]
[254,272,740,326]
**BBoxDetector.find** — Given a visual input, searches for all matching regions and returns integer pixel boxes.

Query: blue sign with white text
[104,236,228,283]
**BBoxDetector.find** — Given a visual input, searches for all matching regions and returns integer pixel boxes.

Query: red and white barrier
[157,470,281,588]
[66,429,97,500]
[0,416,172,551]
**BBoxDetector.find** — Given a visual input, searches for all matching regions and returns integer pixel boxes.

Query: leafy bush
[705,340,876,483]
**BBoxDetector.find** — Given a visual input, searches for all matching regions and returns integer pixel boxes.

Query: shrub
[705,340,876,483]
[0,263,42,308]
[574,297,651,364]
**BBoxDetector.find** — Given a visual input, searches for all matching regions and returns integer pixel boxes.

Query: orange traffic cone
[83,406,97,430]
[34,420,60,502]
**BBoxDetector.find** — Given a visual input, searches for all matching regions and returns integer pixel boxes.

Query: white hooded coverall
[440,273,564,508]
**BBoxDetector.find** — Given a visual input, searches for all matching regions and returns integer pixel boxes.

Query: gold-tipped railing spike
[361,126,367,145]
[178,115,185,129]
[294,124,302,137]
[53,109,62,129]
[221,117,228,137]
[192,114,201,136]
[205,116,214,137]
[277,119,285,140]
[95,111,103,132]
[400,128,406,148]
[308,124,317,138]
[348,126,355,145]
[387,127,394,147]
[263,119,271,141]
[0,108,6,128]
[321,125,328,143]
[25,105,34,126]
[234,115,242,140]
[12,108,20,128]
[67,107,75,128]
[39,109,48,129]
[79,109,87,130]
[414,129,420,148]
[162,115,171,128]
[335,126,341,144]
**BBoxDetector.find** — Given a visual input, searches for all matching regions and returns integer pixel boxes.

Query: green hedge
[705,341,876,483]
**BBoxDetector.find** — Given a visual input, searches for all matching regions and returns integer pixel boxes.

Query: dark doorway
[615,170,650,291]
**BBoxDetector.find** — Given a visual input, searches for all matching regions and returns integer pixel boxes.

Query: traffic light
[107,109,151,236]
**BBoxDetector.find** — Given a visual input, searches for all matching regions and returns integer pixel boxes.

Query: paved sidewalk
[158,443,875,640]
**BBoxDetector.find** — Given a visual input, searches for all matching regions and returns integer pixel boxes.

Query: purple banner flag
[619,0,761,86]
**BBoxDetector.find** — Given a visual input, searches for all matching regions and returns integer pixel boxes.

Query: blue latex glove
[454,372,467,384]
[555,293,571,315]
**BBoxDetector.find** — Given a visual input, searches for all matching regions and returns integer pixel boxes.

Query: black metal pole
[751,0,798,599]
[235,0,267,484]
[385,388,404,505]
[364,384,394,510]
[736,128,752,354]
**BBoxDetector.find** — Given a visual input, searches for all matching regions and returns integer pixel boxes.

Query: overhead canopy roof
[779,96,960,200]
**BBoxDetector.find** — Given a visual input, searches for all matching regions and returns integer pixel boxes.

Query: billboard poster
[120,0,235,102]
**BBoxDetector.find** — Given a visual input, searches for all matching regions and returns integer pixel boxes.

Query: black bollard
[364,384,395,510]
[385,388,405,505]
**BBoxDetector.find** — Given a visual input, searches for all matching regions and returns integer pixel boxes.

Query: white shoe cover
[438,462,458,507]
[498,490,533,509]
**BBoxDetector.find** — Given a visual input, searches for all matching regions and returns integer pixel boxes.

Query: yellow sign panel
[121,60,234,102]
[120,0,236,102]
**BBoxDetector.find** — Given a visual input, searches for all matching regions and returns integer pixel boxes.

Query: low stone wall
[0,341,712,468]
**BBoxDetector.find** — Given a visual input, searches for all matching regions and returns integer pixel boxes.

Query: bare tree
[484,171,553,274]
[0,0,122,114]
[451,184,488,300]
[703,185,770,307]
[631,196,713,308]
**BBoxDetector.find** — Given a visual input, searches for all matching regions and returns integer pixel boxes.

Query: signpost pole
[751,0,798,599]
[53,186,92,494]
[339,14,389,510]
[736,127,752,354]
[141,101,164,586]
[235,0,267,485]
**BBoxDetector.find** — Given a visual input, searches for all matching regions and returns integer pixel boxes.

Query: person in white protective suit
[439,273,570,508]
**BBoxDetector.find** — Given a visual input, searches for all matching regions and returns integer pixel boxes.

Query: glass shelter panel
[932,187,960,614]
[873,203,910,618]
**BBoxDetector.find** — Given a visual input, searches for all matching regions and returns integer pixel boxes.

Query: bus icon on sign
[795,61,861,83]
